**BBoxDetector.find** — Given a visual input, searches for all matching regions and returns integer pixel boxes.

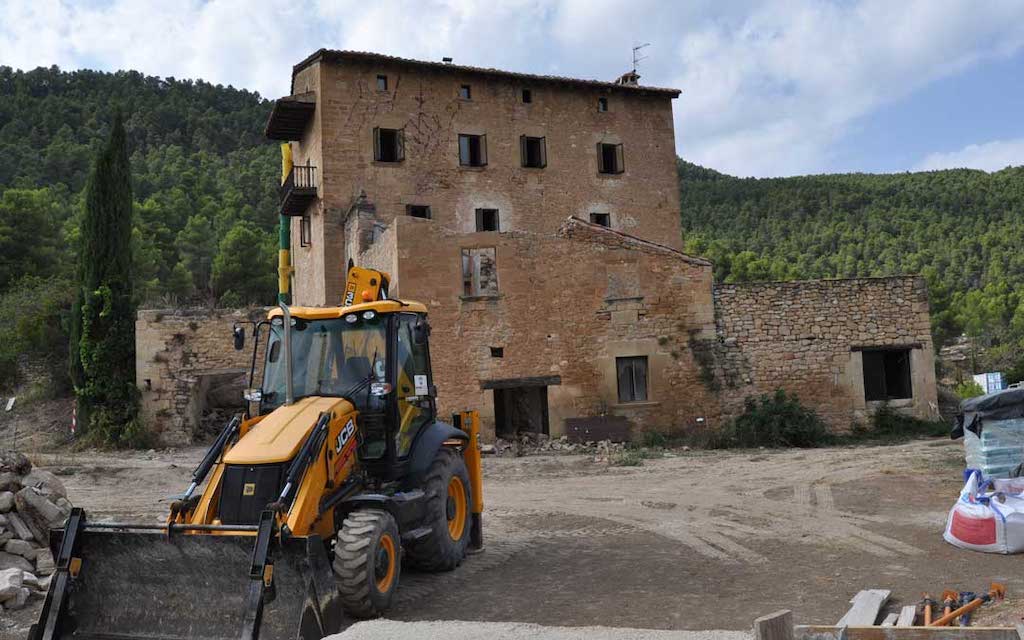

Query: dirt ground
[3,436,1024,637]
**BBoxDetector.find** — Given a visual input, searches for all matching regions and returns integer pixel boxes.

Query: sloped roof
[291,49,681,97]
[558,216,711,266]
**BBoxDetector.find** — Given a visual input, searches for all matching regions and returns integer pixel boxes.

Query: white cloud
[1,0,1023,176]
[915,139,1024,172]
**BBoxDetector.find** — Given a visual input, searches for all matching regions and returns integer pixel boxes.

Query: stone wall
[713,277,939,429]
[136,308,267,445]
[379,215,720,440]
[286,55,682,306]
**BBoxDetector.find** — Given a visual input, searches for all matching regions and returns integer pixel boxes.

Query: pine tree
[70,113,143,445]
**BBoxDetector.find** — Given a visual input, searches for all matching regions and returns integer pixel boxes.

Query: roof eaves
[289,49,681,97]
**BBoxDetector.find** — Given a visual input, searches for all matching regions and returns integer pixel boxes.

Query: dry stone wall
[713,276,939,429]
[136,308,267,445]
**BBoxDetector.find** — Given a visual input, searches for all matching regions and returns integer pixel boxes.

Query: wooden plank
[839,590,892,626]
[882,614,899,627]
[897,607,917,627]
[754,610,794,640]
[796,625,1019,640]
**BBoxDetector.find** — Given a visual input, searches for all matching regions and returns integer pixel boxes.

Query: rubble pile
[0,450,71,611]
[487,433,629,458]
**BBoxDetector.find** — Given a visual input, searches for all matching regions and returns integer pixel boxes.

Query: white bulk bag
[944,470,1024,554]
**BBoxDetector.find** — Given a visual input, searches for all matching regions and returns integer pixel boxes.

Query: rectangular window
[475,208,499,232]
[522,88,532,103]
[461,247,498,297]
[376,74,388,91]
[597,142,624,174]
[590,212,610,227]
[299,215,311,247]
[459,84,472,100]
[520,135,547,168]
[373,127,405,163]
[458,134,487,167]
[406,204,432,219]
[598,96,608,112]
[490,346,504,358]
[862,349,913,401]
[616,356,648,403]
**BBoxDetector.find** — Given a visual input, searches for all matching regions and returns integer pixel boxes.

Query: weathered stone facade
[283,50,682,308]
[136,308,266,445]
[713,277,939,428]
[133,51,941,444]
[378,215,720,440]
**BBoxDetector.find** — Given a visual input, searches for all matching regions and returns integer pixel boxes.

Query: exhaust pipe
[280,302,294,406]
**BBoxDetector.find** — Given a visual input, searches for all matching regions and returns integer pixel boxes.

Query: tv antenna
[632,43,650,73]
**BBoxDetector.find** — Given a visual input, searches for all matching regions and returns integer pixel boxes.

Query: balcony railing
[279,165,317,217]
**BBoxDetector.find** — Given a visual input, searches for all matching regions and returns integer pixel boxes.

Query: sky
[1,0,1022,178]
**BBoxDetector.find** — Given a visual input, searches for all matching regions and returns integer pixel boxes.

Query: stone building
[134,50,939,444]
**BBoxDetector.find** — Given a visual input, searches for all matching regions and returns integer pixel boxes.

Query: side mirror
[413,318,431,345]
[232,325,245,351]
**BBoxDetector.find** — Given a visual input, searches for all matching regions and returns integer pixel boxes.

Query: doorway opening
[494,387,548,439]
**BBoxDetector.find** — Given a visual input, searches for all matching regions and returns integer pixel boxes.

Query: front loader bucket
[31,509,343,640]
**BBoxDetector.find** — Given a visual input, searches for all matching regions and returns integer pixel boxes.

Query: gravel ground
[330,620,752,640]
[5,436,1022,638]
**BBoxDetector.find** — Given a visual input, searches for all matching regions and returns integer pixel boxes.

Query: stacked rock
[0,451,72,612]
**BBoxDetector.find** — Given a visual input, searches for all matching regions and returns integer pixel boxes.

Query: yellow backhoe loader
[31,266,484,640]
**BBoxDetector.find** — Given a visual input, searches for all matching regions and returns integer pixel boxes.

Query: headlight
[344,313,358,324]
[362,310,377,321]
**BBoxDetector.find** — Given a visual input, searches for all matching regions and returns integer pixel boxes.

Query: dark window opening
[475,208,499,232]
[458,134,487,166]
[598,96,608,112]
[407,204,432,219]
[862,349,913,401]
[590,212,611,227]
[459,84,472,99]
[373,127,405,163]
[299,215,311,247]
[490,347,504,358]
[616,356,648,403]
[522,88,532,103]
[376,74,388,91]
[520,135,547,168]
[597,142,624,174]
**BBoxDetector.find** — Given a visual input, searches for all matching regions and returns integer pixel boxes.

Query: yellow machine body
[33,266,484,640]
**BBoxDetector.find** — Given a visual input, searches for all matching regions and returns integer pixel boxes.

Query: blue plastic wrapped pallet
[954,387,1024,478]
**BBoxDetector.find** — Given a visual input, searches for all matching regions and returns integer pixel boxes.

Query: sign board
[974,372,1006,395]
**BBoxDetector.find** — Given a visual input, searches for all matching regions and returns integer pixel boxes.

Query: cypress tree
[70,113,142,445]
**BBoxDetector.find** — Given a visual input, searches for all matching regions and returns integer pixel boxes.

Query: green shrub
[846,403,949,441]
[610,450,644,466]
[954,380,985,400]
[0,275,76,392]
[713,389,833,448]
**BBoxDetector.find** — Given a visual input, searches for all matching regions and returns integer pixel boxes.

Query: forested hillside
[678,160,1024,374]
[0,65,278,306]
[0,66,280,388]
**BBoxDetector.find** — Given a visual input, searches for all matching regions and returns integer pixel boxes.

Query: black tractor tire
[405,447,472,571]
[332,509,401,618]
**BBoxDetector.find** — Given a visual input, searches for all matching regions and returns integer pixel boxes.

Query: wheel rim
[446,476,467,541]
[375,533,397,592]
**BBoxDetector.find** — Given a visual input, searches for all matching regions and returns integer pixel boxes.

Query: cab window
[395,314,433,457]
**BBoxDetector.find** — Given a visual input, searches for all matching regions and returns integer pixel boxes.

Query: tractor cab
[249,299,437,479]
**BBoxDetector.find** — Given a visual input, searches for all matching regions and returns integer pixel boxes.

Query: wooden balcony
[279,165,317,216]
[265,92,316,141]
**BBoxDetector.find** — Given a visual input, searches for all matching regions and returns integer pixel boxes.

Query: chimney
[615,71,640,86]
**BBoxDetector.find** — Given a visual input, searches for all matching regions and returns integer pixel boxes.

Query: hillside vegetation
[0,65,278,388]
[679,159,1024,376]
